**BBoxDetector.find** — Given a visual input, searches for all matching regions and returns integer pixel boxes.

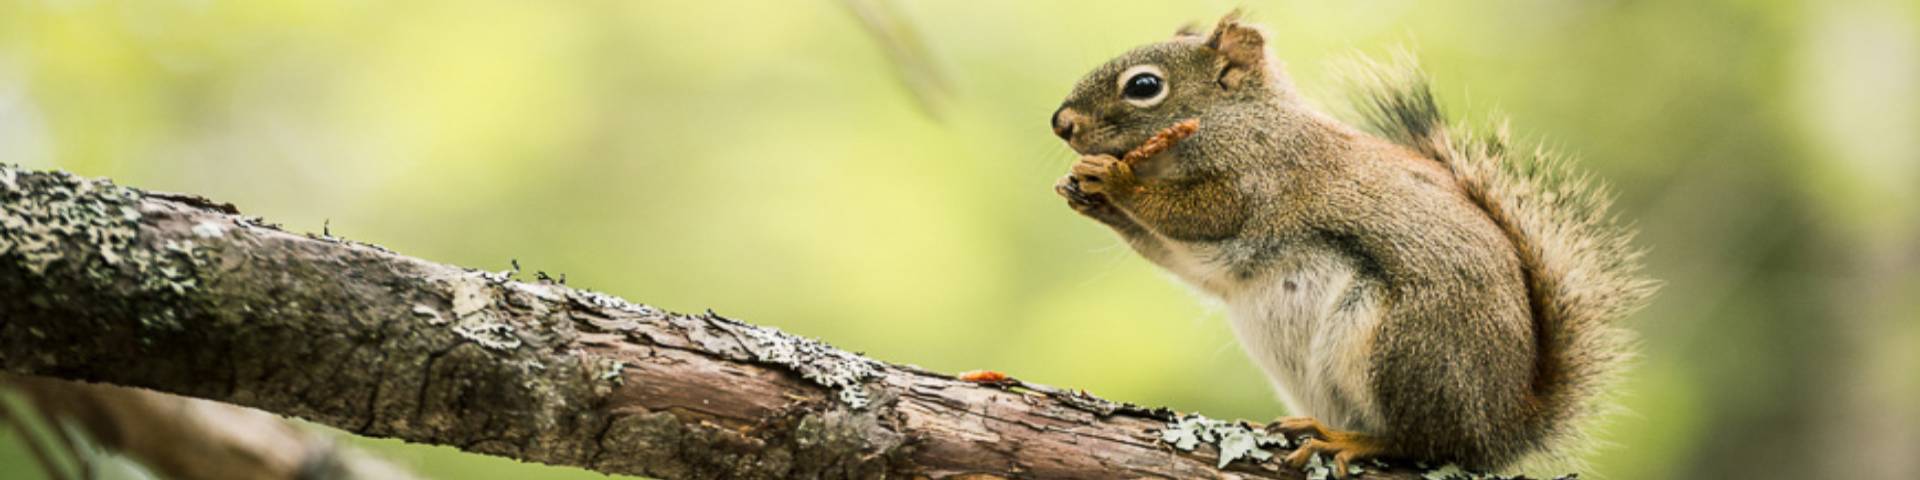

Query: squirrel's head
[1051,13,1294,157]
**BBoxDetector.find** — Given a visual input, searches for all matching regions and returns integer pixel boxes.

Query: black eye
[1123,73,1163,100]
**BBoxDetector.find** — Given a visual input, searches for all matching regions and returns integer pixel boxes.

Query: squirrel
[1050,13,1656,475]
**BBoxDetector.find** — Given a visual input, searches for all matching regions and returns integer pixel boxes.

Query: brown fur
[1052,15,1655,472]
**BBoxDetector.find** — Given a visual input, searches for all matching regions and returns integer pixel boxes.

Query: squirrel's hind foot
[1269,416,1389,478]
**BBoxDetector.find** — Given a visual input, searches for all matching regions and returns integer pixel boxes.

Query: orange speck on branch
[959,370,1010,384]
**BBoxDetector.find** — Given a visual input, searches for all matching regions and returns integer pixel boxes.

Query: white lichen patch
[569,289,659,316]
[1159,414,1293,468]
[431,273,527,350]
[1158,413,1556,478]
[1423,464,1475,480]
[2,166,208,330]
[0,165,145,275]
[190,220,225,239]
[710,314,883,409]
[453,323,522,351]
[600,360,626,385]
[1419,464,1551,480]
[503,281,564,304]
[412,304,446,325]
[449,278,492,319]
[1303,453,1333,480]
[1409,462,1562,480]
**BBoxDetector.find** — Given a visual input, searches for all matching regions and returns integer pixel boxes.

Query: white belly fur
[1156,239,1385,433]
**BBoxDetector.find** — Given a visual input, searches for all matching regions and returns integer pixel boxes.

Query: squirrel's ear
[1204,12,1276,89]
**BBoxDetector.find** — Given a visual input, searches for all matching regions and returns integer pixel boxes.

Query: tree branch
[0,165,1447,479]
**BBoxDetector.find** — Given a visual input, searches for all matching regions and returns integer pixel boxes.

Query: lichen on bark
[0,164,205,330]
[703,313,883,409]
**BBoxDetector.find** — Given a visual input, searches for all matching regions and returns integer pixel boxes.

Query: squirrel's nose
[1052,105,1078,141]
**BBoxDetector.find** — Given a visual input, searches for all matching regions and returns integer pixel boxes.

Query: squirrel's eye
[1117,65,1169,107]
[1123,73,1163,100]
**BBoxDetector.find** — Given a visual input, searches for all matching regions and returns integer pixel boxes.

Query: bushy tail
[1344,55,1659,468]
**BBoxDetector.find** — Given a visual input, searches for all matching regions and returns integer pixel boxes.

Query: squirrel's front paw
[1055,155,1135,223]
[1067,154,1135,197]
[1054,174,1112,217]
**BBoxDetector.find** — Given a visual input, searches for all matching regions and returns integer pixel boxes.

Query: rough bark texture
[0,165,1469,480]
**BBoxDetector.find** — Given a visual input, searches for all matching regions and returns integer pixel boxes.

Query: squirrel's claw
[1054,175,1101,207]
[1067,154,1132,196]
[1056,175,1134,227]
[1267,416,1332,440]
[1270,416,1386,478]
[1282,430,1389,478]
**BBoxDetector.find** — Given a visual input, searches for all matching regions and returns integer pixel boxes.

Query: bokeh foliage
[1,0,1915,479]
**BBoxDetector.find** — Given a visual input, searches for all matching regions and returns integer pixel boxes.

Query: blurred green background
[1,0,1916,478]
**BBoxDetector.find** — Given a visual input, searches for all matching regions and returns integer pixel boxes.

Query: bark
[0,165,1477,480]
